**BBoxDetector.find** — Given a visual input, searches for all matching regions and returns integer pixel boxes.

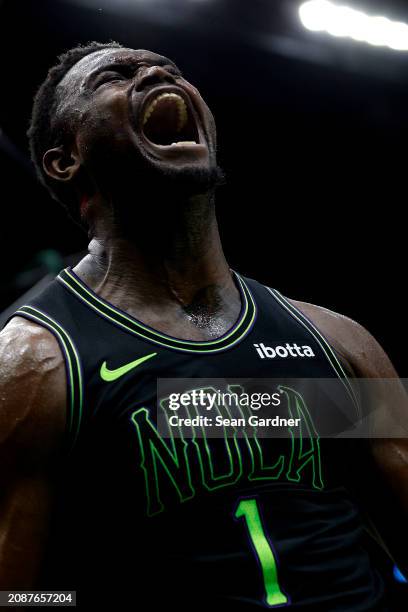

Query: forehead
[58,47,175,91]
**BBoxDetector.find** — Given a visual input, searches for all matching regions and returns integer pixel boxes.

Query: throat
[182,288,225,332]
[156,277,239,340]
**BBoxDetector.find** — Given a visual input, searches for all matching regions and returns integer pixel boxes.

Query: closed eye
[91,63,182,90]
[163,64,183,77]
[93,71,128,89]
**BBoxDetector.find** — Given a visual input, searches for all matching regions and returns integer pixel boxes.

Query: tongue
[144,99,182,145]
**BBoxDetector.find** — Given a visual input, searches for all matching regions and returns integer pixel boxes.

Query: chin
[107,161,225,233]
[114,153,225,200]
[154,161,226,197]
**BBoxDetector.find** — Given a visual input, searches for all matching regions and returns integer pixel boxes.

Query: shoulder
[0,316,66,464]
[286,297,398,378]
[0,315,66,378]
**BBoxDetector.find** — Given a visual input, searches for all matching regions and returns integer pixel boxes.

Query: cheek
[200,101,217,150]
[76,95,135,158]
[204,103,216,134]
[186,86,217,146]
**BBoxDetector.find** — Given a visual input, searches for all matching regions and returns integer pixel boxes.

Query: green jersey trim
[57,267,257,354]
[266,287,361,418]
[14,305,84,452]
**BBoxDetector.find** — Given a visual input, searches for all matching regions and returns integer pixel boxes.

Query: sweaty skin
[0,318,65,587]
[0,46,407,585]
[0,290,407,585]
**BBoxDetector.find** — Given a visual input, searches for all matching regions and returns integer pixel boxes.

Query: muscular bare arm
[289,297,408,571]
[0,317,66,588]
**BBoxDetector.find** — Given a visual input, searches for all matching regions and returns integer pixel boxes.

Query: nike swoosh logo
[100,352,157,382]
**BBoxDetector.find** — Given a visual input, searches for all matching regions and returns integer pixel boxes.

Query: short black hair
[28,41,123,221]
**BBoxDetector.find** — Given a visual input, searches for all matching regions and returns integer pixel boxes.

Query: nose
[135,65,176,92]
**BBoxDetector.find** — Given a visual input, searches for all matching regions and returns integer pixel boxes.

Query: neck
[79,191,236,310]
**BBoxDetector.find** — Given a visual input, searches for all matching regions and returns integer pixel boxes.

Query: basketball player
[0,42,407,610]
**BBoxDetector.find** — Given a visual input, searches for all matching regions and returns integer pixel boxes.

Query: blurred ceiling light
[299,0,408,51]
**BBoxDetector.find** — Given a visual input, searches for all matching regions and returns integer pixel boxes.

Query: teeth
[143,92,188,131]
[171,141,197,146]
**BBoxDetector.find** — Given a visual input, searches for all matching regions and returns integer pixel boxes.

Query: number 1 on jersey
[235,499,288,607]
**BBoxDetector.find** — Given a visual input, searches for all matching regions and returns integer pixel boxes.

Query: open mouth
[141,91,201,149]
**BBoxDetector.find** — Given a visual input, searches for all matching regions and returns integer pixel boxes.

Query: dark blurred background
[1,0,408,604]
[1,0,408,373]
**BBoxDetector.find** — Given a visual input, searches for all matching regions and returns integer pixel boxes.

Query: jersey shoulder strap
[262,284,360,416]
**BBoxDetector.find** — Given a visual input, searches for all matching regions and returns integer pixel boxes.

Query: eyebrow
[85,57,180,88]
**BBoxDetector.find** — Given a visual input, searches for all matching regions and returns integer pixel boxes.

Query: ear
[42,146,81,183]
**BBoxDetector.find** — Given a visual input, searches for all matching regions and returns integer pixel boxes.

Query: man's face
[55,47,222,201]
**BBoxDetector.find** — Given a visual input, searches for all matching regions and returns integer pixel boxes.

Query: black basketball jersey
[8,267,388,611]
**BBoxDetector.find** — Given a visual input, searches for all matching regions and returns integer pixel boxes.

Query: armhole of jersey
[10,305,84,455]
[265,286,361,419]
